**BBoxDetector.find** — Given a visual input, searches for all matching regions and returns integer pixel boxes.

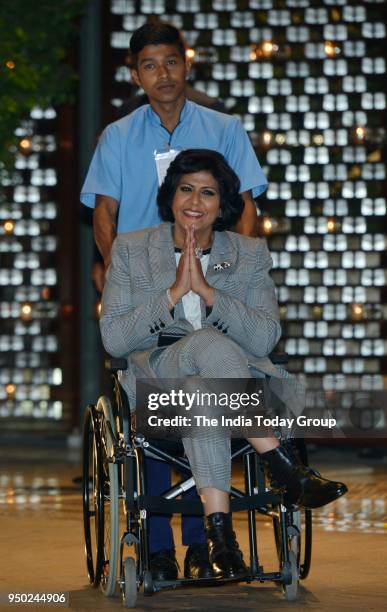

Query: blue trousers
[146,457,207,553]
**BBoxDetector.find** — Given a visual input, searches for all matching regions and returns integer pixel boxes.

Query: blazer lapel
[199,231,238,321]
[206,231,238,290]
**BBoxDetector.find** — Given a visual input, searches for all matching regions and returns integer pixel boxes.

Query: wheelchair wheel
[96,397,119,597]
[122,557,138,608]
[300,508,312,579]
[278,439,313,580]
[273,507,312,581]
[272,508,300,601]
[82,405,104,587]
[283,551,298,602]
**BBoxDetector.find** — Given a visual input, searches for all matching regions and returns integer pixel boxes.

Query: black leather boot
[184,543,213,579]
[281,438,307,467]
[205,512,247,578]
[260,446,348,509]
[149,549,178,581]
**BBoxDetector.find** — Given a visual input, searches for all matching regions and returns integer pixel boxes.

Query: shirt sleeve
[80,124,122,208]
[226,118,268,198]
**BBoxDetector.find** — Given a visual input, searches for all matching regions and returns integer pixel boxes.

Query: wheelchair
[82,355,312,608]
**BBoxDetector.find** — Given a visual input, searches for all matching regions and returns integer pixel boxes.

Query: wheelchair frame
[82,358,312,608]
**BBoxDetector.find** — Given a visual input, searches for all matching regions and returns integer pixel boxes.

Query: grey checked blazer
[100,222,289,405]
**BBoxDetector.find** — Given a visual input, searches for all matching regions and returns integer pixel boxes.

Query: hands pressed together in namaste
[169,225,215,307]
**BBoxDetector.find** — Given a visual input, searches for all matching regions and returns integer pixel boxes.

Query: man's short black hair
[157,149,245,231]
[129,22,186,67]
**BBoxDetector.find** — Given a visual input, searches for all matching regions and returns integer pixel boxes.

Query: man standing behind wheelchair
[100,149,347,579]
[81,20,269,582]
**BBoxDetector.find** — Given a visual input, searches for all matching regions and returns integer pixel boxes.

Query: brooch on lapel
[213,261,231,271]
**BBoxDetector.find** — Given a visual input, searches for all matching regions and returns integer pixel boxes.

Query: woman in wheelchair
[100,149,347,579]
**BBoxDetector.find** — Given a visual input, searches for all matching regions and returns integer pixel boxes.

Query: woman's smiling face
[171,170,221,236]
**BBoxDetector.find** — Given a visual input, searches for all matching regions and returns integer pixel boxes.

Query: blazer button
[213,320,219,327]
[154,324,160,331]
[150,327,154,334]
[159,319,165,328]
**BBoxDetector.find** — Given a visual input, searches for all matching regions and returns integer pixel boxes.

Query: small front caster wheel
[122,557,137,608]
[283,551,299,602]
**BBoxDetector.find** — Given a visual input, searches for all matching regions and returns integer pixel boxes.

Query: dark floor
[0,444,386,611]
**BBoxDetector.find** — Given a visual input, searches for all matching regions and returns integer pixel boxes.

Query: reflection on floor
[0,446,386,535]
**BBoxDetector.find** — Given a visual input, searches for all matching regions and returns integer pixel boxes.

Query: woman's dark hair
[129,22,186,67]
[157,149,245,231]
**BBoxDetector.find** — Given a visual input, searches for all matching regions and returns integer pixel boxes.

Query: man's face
[131,44,189,106]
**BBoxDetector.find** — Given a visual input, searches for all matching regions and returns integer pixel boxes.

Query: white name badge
[154,148,181,186]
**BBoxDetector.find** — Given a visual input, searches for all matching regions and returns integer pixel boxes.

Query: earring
[217,209,223,218]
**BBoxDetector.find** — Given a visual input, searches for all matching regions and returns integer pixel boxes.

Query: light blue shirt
[81,100,268,233]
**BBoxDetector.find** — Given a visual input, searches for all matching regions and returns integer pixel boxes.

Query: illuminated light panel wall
[106,0,386,405]
[0,109,72,431]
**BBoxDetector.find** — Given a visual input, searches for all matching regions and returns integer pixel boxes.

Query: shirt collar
[146,99,193,128]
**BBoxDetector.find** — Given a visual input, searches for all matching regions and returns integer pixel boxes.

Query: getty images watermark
[135,379,387,439]
[145,388,335,429]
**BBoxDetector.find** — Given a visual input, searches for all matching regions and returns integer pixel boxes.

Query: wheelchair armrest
[269,350,289,365]
[105,357,128,372]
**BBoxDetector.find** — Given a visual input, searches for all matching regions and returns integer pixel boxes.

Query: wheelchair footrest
[133,490,280,516]
[150,569,284,593]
